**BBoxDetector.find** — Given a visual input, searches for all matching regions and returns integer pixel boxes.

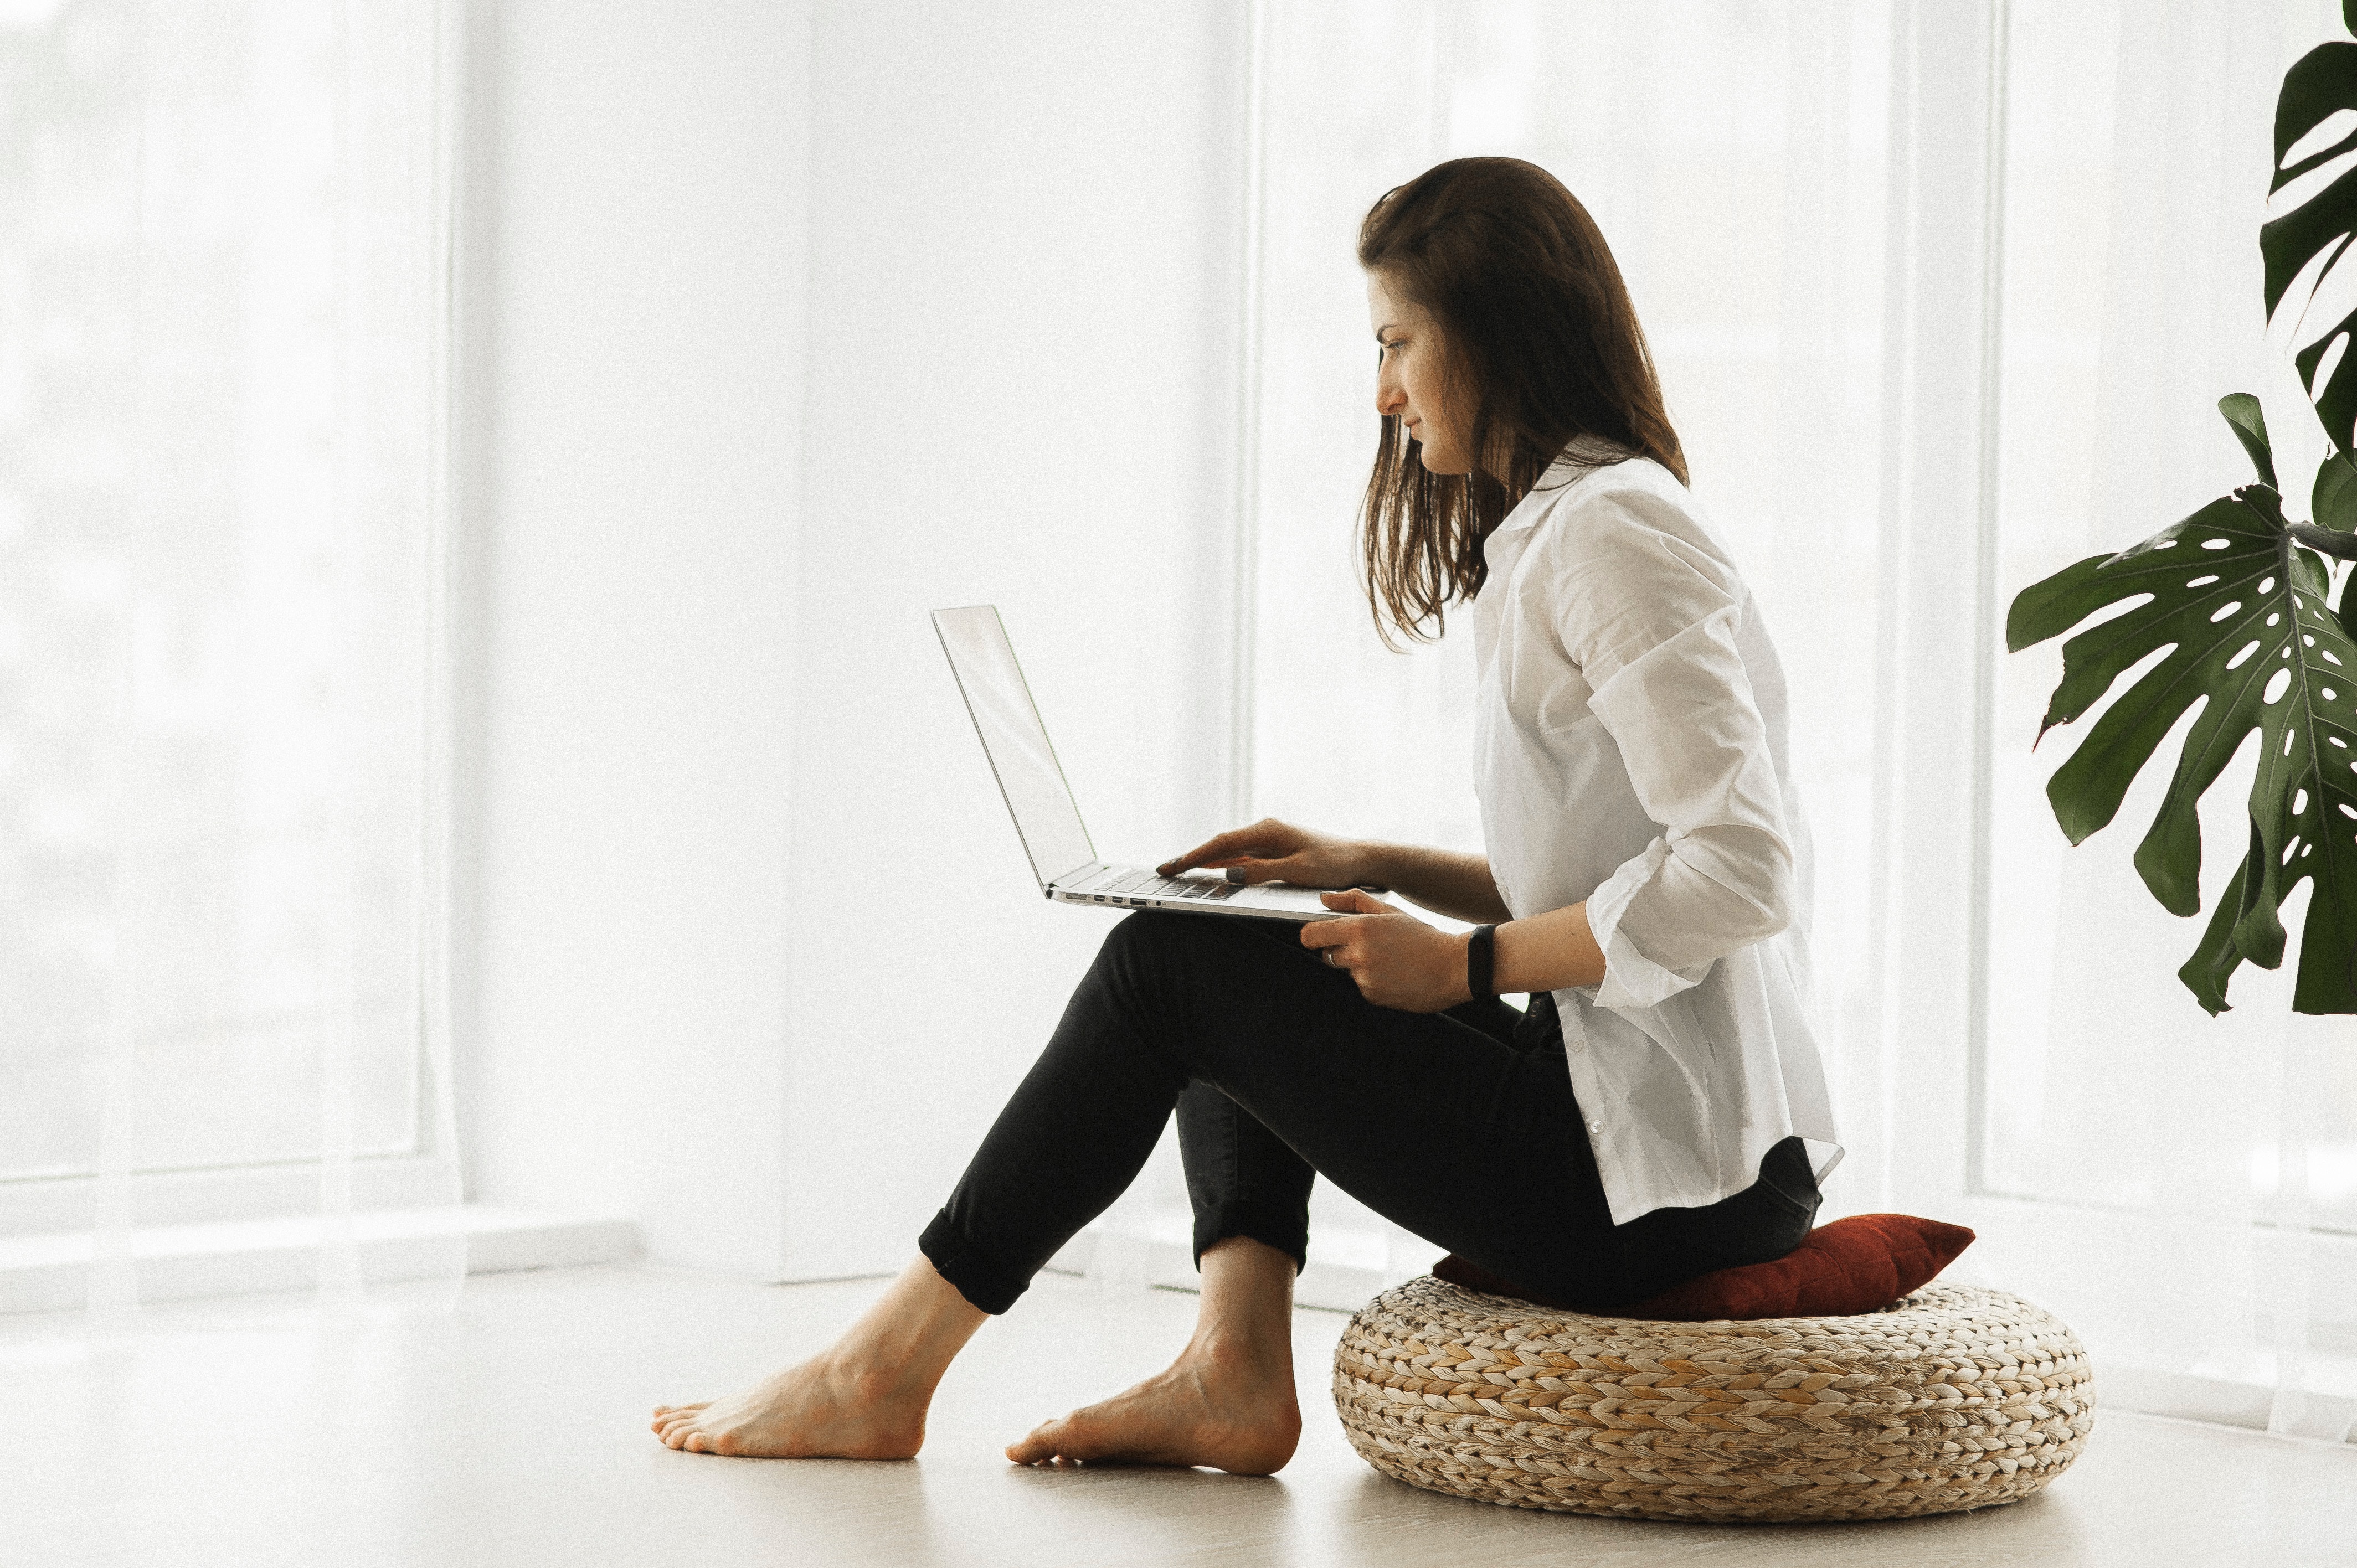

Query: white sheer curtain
[1092,0,2357,1442]
[0,0,461,1318]
[1986,0,2356,1443]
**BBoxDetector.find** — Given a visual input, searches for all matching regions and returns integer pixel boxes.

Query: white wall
[459,0,810,1271]
[775,2,1247,1276]
[460,0,1247,1277]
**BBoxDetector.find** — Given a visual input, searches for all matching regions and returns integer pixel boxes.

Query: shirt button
[1588,1118,1605,1134]
[1568,1038,1586,1053]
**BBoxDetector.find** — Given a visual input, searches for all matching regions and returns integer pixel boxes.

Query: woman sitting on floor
[651,155,1839,1474]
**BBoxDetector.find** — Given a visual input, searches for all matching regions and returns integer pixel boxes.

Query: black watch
[1466,924,1497,1000]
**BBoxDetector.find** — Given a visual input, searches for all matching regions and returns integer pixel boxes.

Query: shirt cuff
[1586,838,1716,1009]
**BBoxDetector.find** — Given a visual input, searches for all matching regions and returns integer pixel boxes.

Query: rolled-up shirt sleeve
[1555,502,1797,1011]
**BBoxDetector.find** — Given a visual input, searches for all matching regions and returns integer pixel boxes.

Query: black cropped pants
[919,911,1818,1315]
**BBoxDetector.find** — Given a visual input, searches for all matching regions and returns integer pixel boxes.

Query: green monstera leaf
[2263,7,2357,452]
[2008,399,2357,1015]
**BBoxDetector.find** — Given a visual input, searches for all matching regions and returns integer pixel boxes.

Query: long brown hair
[1357,157,1686,642]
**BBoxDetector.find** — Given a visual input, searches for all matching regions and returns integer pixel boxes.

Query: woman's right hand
[1157,818,1380,890]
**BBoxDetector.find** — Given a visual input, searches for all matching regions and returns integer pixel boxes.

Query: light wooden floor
[9,1263,2356,1567]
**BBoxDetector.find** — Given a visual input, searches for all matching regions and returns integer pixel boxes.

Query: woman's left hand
[1300,890,1471,1013]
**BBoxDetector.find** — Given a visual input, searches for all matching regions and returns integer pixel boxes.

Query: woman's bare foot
[650,1352,928,1458]
[1005,1342,1303,1474]
[650,1256,989,1459]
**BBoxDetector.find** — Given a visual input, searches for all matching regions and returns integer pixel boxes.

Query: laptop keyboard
[1096,869,1241,902]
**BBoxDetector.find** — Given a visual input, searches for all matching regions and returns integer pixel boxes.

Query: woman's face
[1367,270,1472,474]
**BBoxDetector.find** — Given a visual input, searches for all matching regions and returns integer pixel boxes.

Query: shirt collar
[1486,435,1633,546]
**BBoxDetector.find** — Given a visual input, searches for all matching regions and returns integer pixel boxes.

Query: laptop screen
[932,606,1099,888]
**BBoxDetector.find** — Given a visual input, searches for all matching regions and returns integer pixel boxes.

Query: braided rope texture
[1332,1277,2093,1523]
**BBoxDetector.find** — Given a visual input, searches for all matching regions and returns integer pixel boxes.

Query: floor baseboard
[0,1207,641,1314]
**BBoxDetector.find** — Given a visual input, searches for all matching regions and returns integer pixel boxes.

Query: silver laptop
[933,605,1339,923]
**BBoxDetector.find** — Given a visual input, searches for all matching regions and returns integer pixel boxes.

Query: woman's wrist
[1348,842,1509,924]
[1491,905,1605,994]
[1489,919,1521,994]
[1352,839,1402,890]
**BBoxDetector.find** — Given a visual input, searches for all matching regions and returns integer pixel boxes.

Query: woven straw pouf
[1332,1277,2093,1523]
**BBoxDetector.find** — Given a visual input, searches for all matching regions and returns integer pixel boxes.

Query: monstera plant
[2009,7,2357,1017]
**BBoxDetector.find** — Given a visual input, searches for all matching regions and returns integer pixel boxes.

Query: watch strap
[1466,924,1497,1001]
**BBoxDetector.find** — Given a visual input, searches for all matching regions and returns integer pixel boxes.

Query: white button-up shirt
[1471,442,1841,1225]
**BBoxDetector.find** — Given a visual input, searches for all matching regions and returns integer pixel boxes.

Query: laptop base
[1051,862,1339,923]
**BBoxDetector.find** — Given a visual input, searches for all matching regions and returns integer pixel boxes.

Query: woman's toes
[1007,1417,1066,1463]
[1010,1415,1095,1464]
[656,1404,710,1431]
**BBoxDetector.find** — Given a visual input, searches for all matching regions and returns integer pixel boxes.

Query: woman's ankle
[1175,1320,1295,1386]
[812,1344,926,1405]
[822,1256,992,1402]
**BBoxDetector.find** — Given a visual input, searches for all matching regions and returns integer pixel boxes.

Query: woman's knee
[1101,908,1231,964]
[1094,910,1273,1004]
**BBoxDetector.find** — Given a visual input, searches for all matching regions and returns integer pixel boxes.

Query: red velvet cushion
[1432,1213,1977,1322]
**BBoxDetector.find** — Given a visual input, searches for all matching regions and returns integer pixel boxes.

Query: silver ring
[1323,949,1338,967]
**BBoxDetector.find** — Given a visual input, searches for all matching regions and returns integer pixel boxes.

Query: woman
[651,156,1838,1473]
